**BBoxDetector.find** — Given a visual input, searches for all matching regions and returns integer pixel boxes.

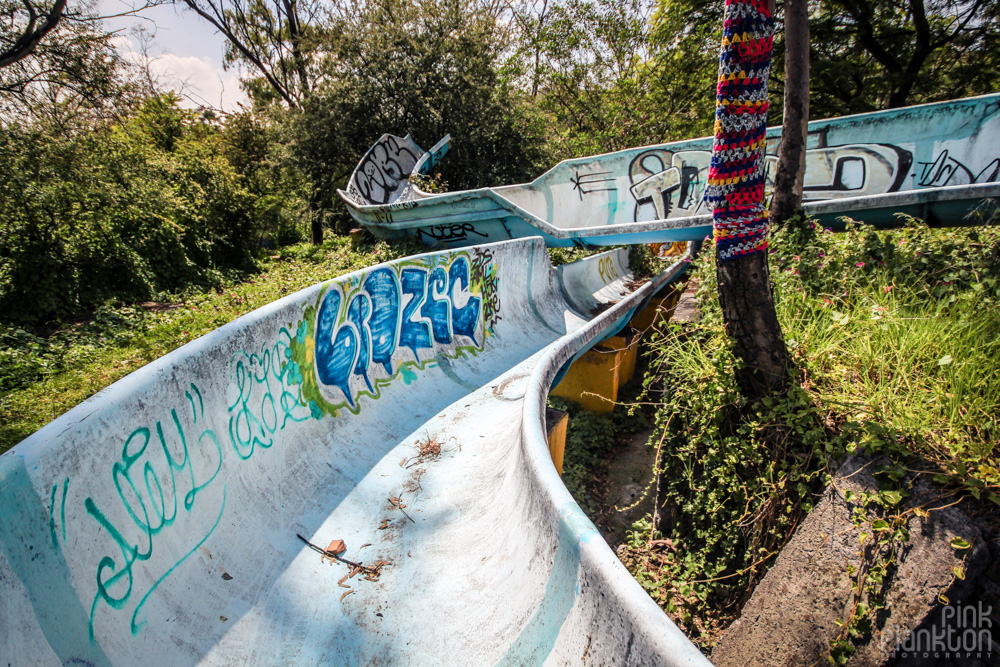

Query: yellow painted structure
[545,408,569,475]
[550,281,688,414]
[550,345,623,413]
[550,329,640,414]
[630,287,683,333]
[597,328,639,384]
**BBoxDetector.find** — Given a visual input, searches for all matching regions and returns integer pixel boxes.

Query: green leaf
[872,519,890,531]
[954,566,965,580]
[949,537,971,550]
[881,490,902,506]
[938,354,953,366]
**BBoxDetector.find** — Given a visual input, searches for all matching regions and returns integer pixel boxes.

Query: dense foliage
[617,216,1000,648]
[2,0,996,330]
[290,0,550,232]
[0,95,300,325]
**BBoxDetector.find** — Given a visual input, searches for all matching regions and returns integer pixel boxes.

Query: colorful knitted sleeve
[703,0,775,261]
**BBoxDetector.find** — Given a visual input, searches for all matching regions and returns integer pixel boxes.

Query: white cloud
[147,53,247,112]
[107,18,249,112]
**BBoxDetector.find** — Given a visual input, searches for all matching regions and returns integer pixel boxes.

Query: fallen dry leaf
[321,539,347,565]
[340,589,354,602]
[418,438,441,460]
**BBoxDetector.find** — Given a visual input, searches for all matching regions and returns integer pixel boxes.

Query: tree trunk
[716,252,789,396]
[310,191,324,244]
[310,217,324,245]
[706,0,789,399]
[770,0,809,227]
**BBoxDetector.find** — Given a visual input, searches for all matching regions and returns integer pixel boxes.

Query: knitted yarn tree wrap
[704,0,775,261]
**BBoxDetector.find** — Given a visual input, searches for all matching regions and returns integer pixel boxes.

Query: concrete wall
[0,239,707,666]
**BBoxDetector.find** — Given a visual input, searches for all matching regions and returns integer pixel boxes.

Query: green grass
[613,217,1000,649]
[770,219,1000,483]
[0,236,423,453]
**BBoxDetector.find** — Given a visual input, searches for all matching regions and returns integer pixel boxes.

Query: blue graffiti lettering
[423,267,452,344]
[449,256,481,344]
[364,268,401,376]
[313,254,485,411]
[315,288,359,407]
[400,267,432,360]
[348,292,375,393]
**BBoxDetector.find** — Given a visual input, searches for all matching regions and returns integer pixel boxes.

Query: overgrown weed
[614,216,1000,650]
[548,390,650,517]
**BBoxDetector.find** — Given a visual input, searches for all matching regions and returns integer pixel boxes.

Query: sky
[100,0,250,111]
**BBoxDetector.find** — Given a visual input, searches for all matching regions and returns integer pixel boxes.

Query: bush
[0,96,297,327]
[616,217,1000,647]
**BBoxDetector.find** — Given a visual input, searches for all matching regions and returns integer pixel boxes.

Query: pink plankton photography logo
[882,602,994,661]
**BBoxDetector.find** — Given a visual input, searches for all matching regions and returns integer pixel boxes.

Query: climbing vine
[615,216,1000,650]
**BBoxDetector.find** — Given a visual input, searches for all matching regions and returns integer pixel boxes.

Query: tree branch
[0,0,68,68]
[178,0,297,107]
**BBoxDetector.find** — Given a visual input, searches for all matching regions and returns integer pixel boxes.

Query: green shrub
[0,96,298,327]
[616,217,1000,647]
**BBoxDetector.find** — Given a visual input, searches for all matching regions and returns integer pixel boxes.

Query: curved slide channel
[339,94,1000,248]
[0,238,708,666]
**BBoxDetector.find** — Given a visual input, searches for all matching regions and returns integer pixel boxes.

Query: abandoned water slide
[338,94,1000,249]
[0,238,710,665]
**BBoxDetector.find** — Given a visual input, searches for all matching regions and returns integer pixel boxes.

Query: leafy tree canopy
[288,0,550,231]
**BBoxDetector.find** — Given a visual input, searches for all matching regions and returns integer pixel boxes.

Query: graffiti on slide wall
[67,249,499,643]
[287,249,499,415]
[347,135,420,205]
[626,134,999,223]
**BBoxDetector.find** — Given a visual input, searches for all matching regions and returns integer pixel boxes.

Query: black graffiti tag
[471,247,501,331]
[416,223,488,244]
[354,137,418,205]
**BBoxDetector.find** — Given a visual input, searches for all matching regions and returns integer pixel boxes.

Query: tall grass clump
[772,216,1000,487]
[617,215,1000,648]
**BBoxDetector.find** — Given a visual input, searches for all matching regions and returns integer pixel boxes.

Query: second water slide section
[339,94,1000,248]
[0,238,709,665]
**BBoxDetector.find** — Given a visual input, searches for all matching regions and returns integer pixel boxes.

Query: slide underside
[338,94,1000,249]
[0,238,708,666]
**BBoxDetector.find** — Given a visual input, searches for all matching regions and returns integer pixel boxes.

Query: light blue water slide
[8,94,998,666]
[0,238,709,665]
[339,94,1000,248]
